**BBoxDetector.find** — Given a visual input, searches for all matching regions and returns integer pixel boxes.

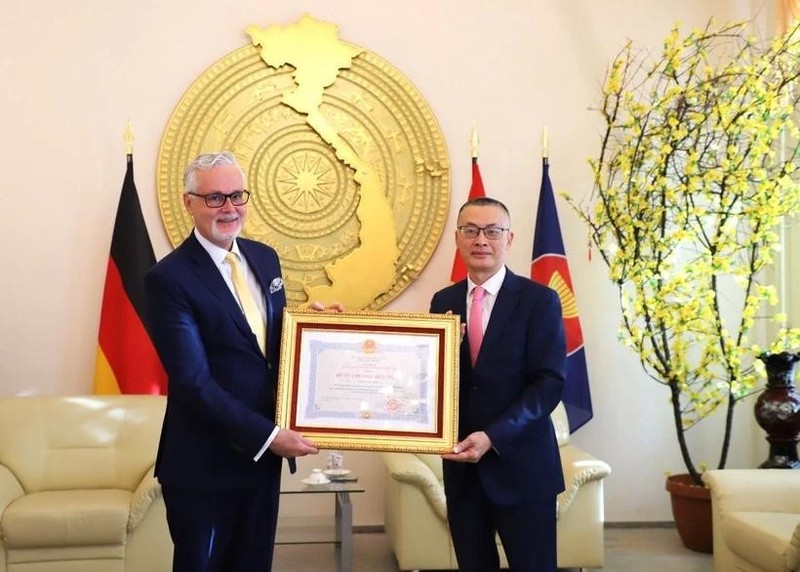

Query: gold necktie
[225,252,266,355]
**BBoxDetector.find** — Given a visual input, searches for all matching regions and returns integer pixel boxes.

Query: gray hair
[183,152,245,194]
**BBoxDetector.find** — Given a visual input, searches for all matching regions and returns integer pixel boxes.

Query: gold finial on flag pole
[542,125,549,160]
[470,121,479,159]
[123,120,134,156]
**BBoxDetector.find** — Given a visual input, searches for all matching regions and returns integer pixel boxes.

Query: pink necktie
[468,286,485,366]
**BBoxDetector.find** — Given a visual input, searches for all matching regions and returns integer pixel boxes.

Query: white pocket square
[269,277,284,294]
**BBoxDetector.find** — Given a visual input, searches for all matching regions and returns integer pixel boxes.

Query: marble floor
[272,525,714,571]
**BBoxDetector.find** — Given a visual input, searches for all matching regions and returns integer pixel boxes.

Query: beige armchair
[382,403,611,571]
[0,395,172,572]
[703,469,800,572]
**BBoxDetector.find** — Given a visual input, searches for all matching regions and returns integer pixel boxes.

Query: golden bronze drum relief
[157,15,450,310]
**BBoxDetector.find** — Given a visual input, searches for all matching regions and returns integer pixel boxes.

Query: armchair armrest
[382,452,447,521]
[558,444,611,518]
[128,465,162,532]
[703,469,800,513]
[0,463,24,515]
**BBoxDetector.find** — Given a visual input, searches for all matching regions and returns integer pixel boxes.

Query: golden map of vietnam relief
[157,14,450,310]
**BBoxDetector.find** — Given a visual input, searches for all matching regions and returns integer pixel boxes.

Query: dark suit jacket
[145,233,286,490]
[430,268,566,505]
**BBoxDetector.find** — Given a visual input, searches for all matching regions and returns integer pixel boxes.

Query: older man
[146,152,318,571]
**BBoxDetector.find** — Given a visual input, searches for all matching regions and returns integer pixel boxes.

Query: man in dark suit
[145,152,320,571]
[430,197,566,572]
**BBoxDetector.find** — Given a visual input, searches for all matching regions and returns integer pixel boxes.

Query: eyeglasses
[187,190,250,208]
[457,225,509,240]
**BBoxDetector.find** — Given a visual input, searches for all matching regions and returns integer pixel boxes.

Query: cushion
[723,511,800,572]
[1,489,131,548]
[0,397,163,493]
[789,521,800,570]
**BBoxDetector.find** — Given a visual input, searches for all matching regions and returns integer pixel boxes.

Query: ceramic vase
[754,352,800,469]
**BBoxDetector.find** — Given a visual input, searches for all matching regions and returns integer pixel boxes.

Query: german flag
[93,154,166,394]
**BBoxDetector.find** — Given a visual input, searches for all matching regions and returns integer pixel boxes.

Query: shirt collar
[468,265,506,297]
[193,228,242,266]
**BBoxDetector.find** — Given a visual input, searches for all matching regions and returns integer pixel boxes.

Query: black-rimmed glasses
[457,225,509,240]
[187,190,250,208]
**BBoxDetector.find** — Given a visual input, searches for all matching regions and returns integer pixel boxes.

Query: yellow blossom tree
[568,20,800,485]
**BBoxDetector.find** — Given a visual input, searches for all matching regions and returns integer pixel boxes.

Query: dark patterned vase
[754,352,800,469]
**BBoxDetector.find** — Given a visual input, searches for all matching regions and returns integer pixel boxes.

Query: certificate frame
[275,309,461,453]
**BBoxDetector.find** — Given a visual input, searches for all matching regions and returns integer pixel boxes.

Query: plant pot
[665,474,713,554]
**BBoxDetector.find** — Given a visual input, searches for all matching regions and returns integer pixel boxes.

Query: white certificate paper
[276,309,460,453]
[295,330,439,433]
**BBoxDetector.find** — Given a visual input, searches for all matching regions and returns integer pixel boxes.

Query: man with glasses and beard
[146,152,321,571]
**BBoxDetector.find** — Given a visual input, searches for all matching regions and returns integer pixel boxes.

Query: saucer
[301,476,331,485]
[323,469,352,480]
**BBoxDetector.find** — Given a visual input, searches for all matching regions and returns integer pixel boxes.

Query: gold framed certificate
[275,309,461,453]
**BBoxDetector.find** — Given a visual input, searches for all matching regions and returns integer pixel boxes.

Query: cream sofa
[703,469,800,572]
[0,395,172,572]
[382,403,611,571]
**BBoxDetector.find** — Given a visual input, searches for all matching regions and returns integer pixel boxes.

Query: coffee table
[278,479,365,572]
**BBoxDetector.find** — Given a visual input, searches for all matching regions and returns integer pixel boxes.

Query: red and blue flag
[531,158,593,432]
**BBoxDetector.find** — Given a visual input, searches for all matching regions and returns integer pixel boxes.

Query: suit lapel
[238,240,269,295]
[453,281,469,320]
[476,269,521,367]
[452,281,470,361]
[239,240,272,322]
[184,234,256,348]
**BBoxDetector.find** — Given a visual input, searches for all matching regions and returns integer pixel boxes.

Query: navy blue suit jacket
[146,233,286,490]
[430,268,566,505]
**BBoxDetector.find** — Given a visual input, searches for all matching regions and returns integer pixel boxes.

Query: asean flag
[531,158,593,432]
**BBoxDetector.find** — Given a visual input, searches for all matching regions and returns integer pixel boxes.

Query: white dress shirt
[193,229,279,461]
[466,265,507,335]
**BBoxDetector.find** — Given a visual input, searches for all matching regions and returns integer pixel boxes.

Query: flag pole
[123,120,134,161]
[541,125,549,163]
[470,121,479,160]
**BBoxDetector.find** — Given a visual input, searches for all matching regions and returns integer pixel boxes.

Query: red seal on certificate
[361,339,378,353]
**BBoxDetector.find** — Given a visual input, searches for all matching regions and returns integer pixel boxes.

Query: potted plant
[566,19,800,551]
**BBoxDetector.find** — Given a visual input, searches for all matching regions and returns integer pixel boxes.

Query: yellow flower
[571,16,800,477]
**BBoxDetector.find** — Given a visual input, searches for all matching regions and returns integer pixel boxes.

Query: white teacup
[308,468,328,484]
[327,450,344,470]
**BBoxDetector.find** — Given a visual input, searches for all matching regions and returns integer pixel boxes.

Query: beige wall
[0,0,778,527]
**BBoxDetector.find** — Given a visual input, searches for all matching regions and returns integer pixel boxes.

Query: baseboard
[605,521,675,529]
[356,522,676,533]
[354,524,385,534]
